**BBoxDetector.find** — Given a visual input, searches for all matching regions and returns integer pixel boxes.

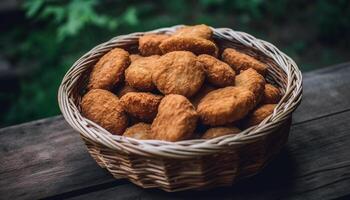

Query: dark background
[1,0,349,127]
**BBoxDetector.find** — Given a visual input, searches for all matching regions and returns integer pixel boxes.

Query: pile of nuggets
[81,24,282,142]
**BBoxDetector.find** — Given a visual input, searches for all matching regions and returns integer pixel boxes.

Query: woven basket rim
[58,25,303,158]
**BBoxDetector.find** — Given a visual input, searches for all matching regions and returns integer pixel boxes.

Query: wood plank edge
[40,180,129,200]
[0,115,63,133]
[41,109,350,199]
[303,61,350,76]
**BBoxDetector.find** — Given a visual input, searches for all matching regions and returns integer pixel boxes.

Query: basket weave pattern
[58,25,302,191]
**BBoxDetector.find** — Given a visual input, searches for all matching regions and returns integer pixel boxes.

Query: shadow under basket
[58,25,302,192]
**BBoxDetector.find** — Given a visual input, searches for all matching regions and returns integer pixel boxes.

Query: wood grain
[293,62,350,123]
[69,110,350,200]
[1,63,350,200]
[0,116,115,200]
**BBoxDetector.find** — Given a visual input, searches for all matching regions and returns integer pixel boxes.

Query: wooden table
[1,63,350,200]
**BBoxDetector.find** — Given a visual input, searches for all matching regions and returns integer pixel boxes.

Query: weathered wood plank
[293,62,350,123]
[68,110,350,200]
[1,62,350,200]
[0,116,115,200]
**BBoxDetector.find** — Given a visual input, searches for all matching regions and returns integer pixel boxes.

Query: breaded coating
[139,34,170,56]
[197,86,255,125]
[88,48,130,90]
[159,37,218,57]
[262,83,281,104]
[115,83,138,98]
[120,92,163,122]
[81,89,128,135]
[202,126,241,139]
[151,94,198,141]
[174,24,213,40]
[130,54,143,62]
[198,55,236,87]
[190,83,217,108]
[125,55,160,91]
[245,104,276,127]
[152,51,205,97]
[222,48,267,76]
[123,123,152,140]
[235,68,266,105]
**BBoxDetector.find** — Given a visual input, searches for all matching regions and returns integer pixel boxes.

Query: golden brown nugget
[129,54,143,62]
[245,104,277,127]
[262,83,281,104]
[159,37,218,57]
[81,89,128,135]
[202,126,241,139]
[139,34,170,56]
[222,48,267,75]
[123,123,152,140]
[152,51,205,97]
[197,86,255,125]
[151,94,198,141]
[88,48,130,90]
[125,55,160,91]
[190,83,217,108]
[120,92,163,122]
[174,24,213,40]
[115,83,138,97]
[198,55,236,87]
[235,68,266,105]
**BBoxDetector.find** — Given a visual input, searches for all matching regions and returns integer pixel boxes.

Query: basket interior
[58,26,302,158]
[73,31,287,116]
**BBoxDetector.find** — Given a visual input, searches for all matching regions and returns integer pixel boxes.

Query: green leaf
[40,6,66,23]
[23,0,45,18]
[122,7,139,26]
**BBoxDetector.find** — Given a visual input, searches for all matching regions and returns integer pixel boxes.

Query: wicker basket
[58,25,302,192]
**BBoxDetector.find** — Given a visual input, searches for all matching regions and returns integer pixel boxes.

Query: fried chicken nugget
[197,86,256,125]
[198,55,236,87]
[120,92,163,122]
[88,48,130,90]
[125,55,160,91]
[151,94,198,141]
[139,34,170,56]
[159,37,218,57]
[174,24,213,40]
[152,51,205,97]
[244,104,277,127]
[159,24,217,56]
[222,48,267,76]
[190,83,217,108]
[123,123,152,140]
[262,83,281,104]
[81,89,128,135]
[235,68,266,105]
[129,54,143,62]
[202,126,241,139]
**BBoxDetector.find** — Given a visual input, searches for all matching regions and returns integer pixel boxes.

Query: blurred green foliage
[1,0,349,126]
